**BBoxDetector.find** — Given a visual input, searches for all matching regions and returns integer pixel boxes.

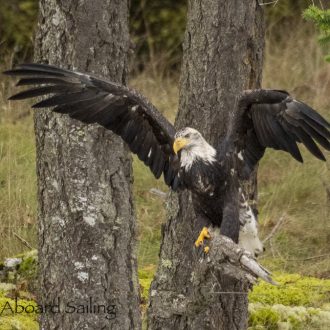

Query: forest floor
[0,25,329,329]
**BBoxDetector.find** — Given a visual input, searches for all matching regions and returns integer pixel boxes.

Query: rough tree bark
[34,1,141,329]
[148,1,264,329]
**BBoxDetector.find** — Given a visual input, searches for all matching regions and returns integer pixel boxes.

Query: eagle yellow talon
[194,227,210,247]
[204,246,210,254]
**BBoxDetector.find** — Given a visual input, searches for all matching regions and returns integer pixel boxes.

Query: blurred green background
[0,0,321,65]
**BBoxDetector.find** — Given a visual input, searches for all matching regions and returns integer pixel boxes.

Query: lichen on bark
[34,1,141,329]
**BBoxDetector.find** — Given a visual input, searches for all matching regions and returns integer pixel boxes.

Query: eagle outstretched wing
[4,63,181,189]
[237,89,330,177]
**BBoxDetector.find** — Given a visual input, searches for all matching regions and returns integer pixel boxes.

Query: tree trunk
[148,1,264,329]
[34,1,141,329]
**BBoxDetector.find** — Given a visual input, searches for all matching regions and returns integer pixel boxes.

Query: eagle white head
[173,127,217,170]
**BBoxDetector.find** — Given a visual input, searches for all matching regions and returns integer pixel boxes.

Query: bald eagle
[4,64,330,257]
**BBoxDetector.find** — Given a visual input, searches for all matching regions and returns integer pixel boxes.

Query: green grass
[133,156,167,269]
[131,70,178,270]
[258,147,330,276]
[0,80,37,258]
[257,23,330,276]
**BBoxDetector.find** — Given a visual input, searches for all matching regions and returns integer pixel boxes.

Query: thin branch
[262,214,286,244]
[319,0,324,10]
[149,188,167,199]
[288,253,330,262]
[13,232,34,250]
[259,0,279,6]
[208,291,249,295]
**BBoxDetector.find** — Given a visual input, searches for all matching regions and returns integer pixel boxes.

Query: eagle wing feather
[4,63,181,189]
[237,89,330,177]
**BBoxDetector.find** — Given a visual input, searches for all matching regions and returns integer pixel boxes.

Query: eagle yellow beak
[173,137,189,154]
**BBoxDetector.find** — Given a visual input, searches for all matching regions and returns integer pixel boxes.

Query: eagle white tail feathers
[238,194,264,257]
